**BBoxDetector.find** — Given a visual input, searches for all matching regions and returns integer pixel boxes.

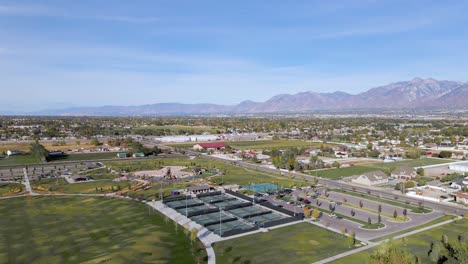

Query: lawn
[309,158,453,179]
[213,222,356,264]
[167,140,329,150]
[0,155,41,166]
[0,183,25,197]
[0,196,203,263]
[330,218,468,264]
[31,178,129,194]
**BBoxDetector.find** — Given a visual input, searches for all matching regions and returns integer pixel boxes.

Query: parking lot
[262,186,444,240]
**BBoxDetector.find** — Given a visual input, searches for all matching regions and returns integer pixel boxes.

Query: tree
[439,151,453,159]
[403,208,407,217]
[30,141,49,162]
[378,204,382,213]
[427,234,468,264]
[90,138,100,146]
[359,200,363,208]
[190,227,198,246]
[312,209,320,219]
[348,231,355,247]
[371,242,417,264]
[368,217,372,225]
[393,209,398,219]
[332,161,341,168]
[350,209,355,217]
[416,168,425,176]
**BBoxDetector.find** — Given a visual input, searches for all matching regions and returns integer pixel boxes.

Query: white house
[391,166,417,180]
[455,192,468,204]
[351,171,389,186]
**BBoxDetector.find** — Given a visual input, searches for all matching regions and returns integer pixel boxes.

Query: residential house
[450,177,468,190]
[455,192,468,204]
[351,171,389,186]
[391,166,417,180]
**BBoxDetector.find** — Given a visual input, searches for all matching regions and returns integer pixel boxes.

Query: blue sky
[1,0,468,112]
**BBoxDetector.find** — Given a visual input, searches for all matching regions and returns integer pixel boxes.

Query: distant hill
[32,78,468,116]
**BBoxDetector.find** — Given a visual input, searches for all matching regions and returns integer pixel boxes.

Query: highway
[201,154,468,215]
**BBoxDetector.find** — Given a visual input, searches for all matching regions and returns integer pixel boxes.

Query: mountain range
[33,78,468,116]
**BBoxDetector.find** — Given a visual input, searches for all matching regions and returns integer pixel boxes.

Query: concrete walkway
[148,201,218,264]
[313,216,461,264]
[22,169,36,195]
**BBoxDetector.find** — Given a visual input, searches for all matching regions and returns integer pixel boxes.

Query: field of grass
[49,152,117,162]
[309,158,453,179]
[0,196,203,263]
[0,183,25,197]
[213,222,355,264]
[106,157,309,188]
[0,155,41,166]
[370,215,455,242]
[0,141,94,153]
[330,218,468,264]
[167,140,329,150]
[31,178,129,194]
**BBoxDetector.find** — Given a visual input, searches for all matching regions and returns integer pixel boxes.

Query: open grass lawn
[309,158,453,179]
[0,155,41,166]
[106,157,309,188]
[0,196,203,264]
[330,218,468,264]
[49,152,118,162]
[0,141,94,153]
[0,182,25,197]
[31,178,129,194]
[213,223,355,264]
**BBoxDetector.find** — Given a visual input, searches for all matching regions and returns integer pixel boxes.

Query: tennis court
[191,211,236,227]
[198,194,236,204]
[228,205,271,219]
[212,199,248,209]
[205,219,254,236]
[247,212,287,225]
[175,204,216,215]
[241,183,280,193]
[165,199,204,209]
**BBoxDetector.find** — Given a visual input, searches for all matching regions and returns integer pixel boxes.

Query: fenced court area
[191,212,237,227]
[241,183,280,193]
[163,190,297,237]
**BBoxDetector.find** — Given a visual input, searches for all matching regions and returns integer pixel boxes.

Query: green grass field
[0,196,203,264]
[167,139,328,150]
[0,155,41,166]
[330,218,468,264]
[0,183,25,197]
[213,223,355,264]
[49,152,118,162]
[309,158,452,179]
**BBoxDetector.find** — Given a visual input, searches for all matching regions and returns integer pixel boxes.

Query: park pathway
[313,216,461,264]
[148,200,218,264]
[22,169,36,195]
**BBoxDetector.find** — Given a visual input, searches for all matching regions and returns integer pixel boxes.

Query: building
[193,142,226,151]
[449,162,468,172]
[391,166,417,180]
[187,185,212,194]
[455,192,468,204]
[450,177,468,190]
[116,152,127,158]
[132,152,145,158]
[351,171,389,186]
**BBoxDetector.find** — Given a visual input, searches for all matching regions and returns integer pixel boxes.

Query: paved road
[22,169,36,195]
[203,155,468,215]
[314,216,461,264]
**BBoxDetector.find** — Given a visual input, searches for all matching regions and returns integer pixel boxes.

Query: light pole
[219,208,223,237]
[185,194,188,217]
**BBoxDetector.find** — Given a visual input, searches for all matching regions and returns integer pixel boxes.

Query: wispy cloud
[93,15,159,24]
